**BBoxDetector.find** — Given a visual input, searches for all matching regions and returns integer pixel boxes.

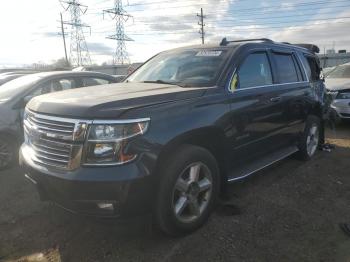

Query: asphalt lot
[1,123,350,262]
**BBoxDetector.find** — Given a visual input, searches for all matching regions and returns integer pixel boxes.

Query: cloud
[1,0,350,66]
[87,42,114,55]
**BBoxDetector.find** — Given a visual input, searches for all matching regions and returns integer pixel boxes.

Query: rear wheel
[155,145,219,236]
[298,116,320,161]
[0,136,16,170]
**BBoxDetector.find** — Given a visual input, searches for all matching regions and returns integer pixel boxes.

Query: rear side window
[272,53,299,83]
[238,52,273,89]
[33,78,76,96]
[82,77,111,87]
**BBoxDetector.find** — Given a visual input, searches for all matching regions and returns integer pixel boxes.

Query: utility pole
[197,8,205,45]
[60,0,91,66]
[60,13,69,66]
[103,0,133,65]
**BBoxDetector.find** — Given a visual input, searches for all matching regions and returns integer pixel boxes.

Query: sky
[0,0,350,67]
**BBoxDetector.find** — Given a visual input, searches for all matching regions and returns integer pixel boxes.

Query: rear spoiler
[293,44,320,54]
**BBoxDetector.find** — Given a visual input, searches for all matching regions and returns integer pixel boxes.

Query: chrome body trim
[234,81,309,92]
[92,118,151,125]
[227,147,299,182]
[24,109,150,170]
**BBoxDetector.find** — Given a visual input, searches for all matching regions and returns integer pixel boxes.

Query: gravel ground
[1,123,350,262]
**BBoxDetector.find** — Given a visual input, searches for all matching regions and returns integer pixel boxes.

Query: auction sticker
[196,50,222,57]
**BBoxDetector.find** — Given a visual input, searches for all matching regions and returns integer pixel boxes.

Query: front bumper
[19,144,156,218]
[331,99,350,119]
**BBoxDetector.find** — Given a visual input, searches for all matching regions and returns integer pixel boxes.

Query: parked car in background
[0,71,117,170]
[0,70,39,86]
[0,70,39,76]
[322,66,336,77]
[325,63,350,122]
[0,74,27,86]
[20,39,325,236]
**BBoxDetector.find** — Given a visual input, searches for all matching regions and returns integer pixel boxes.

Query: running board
[227,146,299,182]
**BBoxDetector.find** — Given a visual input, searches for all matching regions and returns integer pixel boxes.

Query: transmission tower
[103,0,133,65]
[60,0,92,66]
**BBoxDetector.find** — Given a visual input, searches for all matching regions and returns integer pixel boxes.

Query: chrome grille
[24,110,89,170]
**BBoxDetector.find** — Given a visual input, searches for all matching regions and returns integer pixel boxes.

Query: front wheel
[298,116,321,161]
[155,145,220,236]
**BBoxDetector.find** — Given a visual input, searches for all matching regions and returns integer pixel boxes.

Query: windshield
[127,49,229,87]
[0,74,42,100]
[327,65,350,78]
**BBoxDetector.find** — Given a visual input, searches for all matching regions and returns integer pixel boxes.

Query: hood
[27,82,207,119]
[325,78,350,91]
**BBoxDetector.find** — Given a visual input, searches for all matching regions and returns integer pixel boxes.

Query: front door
[227,51,286,170]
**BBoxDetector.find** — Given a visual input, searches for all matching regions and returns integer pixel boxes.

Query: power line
[95,19,349,36]
[123,0,350,13]
[92,16,350,34]
[96,3,350,24]
[206,16,350,28]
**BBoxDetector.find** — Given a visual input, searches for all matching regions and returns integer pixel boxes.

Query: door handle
[270,96,281,103]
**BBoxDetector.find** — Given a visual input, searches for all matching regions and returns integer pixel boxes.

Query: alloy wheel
[172,162,213,224]
[306,124,319,157]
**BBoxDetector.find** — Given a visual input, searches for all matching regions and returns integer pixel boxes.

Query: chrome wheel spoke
[189,164,201,182]
[198,177,212,193]
[175,196,188,216]
[310,126,317,136]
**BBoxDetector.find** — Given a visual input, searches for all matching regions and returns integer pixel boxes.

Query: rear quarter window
[300,54,321,81]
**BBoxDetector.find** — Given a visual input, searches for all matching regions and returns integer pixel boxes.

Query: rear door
[269,50,312,145]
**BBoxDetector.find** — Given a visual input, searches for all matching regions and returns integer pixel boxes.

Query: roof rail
[220,37,274,46]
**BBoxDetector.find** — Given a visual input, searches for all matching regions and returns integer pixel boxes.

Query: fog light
[97,202,114,211]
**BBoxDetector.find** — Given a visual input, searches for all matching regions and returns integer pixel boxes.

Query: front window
[238,52,273,89]
[327,65,350,78]
[127,49,230,87]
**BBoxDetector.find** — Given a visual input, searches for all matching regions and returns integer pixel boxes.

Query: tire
[298,116,321,161]
[0,135,17,171]
[154,145,220,236]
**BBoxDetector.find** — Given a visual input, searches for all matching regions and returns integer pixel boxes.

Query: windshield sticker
[196,50,222,57]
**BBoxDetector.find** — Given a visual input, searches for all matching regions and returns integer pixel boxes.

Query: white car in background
[326,63,350,122]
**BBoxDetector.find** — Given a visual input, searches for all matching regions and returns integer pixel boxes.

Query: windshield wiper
[142,80,188,87]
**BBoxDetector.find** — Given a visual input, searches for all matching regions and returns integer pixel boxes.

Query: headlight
[336,92,350,99]
[83,119,150,166]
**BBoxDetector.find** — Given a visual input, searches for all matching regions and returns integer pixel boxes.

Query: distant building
[326,49,336,54]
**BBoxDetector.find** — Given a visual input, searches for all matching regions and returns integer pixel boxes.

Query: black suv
[20,39,325,236]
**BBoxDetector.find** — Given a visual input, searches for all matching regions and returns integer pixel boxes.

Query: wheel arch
[154,126,229,192]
